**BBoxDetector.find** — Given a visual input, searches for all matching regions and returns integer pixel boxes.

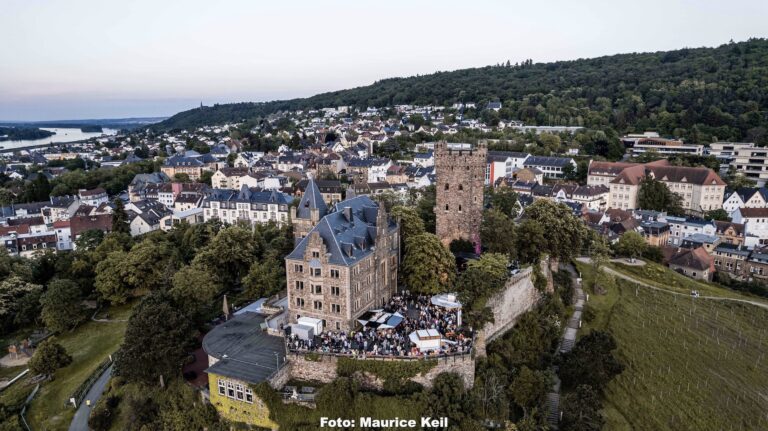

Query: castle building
[285,195,399,332]
[291,179,328,242]
[434,142,486,250]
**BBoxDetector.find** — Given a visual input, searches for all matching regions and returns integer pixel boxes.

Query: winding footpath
[575,257,768,311]
[68,365,113,431]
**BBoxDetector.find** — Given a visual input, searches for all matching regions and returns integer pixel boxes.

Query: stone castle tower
[434,141,486,251]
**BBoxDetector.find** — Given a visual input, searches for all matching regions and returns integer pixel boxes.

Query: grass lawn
[26,302,133,431]
[576,261,768,430]
[0,365,26,381]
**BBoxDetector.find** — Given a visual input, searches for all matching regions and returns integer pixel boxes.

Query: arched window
[445,183,450,190]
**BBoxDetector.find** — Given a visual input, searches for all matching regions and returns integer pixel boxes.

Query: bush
[337,357,436,393]
[88,395,118,431]
[28,338,72,378]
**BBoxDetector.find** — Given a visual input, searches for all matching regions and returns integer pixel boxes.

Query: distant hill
[153,39,768,145]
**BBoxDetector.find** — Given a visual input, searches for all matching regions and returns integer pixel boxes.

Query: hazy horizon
[2,0,767,121]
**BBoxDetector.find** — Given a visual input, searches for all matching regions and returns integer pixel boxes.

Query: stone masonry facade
[434,141,487,249]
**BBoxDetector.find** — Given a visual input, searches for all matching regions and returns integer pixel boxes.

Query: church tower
[434,141,486,252]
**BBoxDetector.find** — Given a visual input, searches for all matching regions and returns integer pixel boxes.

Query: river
[0,127,119,150]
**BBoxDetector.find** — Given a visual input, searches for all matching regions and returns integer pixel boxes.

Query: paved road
[68,365,112,431]
[576,257,768,311]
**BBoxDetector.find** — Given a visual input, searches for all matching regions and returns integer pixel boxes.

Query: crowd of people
[287,291,474,358]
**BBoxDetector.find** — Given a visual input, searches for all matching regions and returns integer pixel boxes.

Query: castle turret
[434,141,486,252]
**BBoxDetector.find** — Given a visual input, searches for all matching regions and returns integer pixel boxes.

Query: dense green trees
[0,276,42,333]
[559,331,624,391]
[614,231,647,260]
[28,338,72,378]
[480,210,516,257]
[111,199,130,234]
[523,200,589,261]
[401,233,456,294]
[637,176,683,215]
[155,39,768,147]
[560,385,604,431]
[113,294,193,383]
[40,279,86,332]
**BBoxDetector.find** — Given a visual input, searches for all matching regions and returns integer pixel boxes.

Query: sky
[1,0,767,121]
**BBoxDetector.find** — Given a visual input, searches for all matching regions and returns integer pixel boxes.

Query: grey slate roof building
[203,312,286,385]
[286,194,399,331]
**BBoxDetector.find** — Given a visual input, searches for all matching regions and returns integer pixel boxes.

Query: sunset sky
[2,0,766,120]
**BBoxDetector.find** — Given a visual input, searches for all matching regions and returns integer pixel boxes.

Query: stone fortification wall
[287,352,475,389]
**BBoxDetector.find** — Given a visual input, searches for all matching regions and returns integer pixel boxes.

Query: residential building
[435,142,486,249]
[523,156,576,179]
[667,216,716,246]
[285,195,399,332]
[211,167,251,189]
[628,137,704,156]
[485,151,529,185]
[78,188,109,207]
[729,145,768,186]
[202,187,292,227]
[668,246,714,281]
[713,243,750,278]
[732,207,768,248]
[295,179,343,205]
[203,312,283,429]
[722,188,768,215]
[714,221,745,246]
[590,160,726,214]
[707,142,755,164]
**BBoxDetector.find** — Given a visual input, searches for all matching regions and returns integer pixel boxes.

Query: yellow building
[207,373,277,429]
[203,312,286,429]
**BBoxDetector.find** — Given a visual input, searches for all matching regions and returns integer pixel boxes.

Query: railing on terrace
[287,347,474,361]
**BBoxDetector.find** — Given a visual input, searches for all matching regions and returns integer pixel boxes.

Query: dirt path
[575,257,768,311]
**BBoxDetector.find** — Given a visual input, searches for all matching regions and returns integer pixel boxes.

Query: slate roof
[737,207,768,218]
[669,247,712,271]
[203,312,286,385]
[205,187,292,207]
[164,154,203,167]
[296,179,328,219]
[524,156,574,167]
[286,195,397,266]
[487,151,529,162]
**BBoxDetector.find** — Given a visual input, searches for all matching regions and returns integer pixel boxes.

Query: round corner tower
[434,141,486,250]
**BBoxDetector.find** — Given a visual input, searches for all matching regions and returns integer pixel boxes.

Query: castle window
[294,264,303,273]
[330,269,340,278]
[331,286,340,295]
[458,184,463,191]
[312,284,322,294]
[445,204,449,211]
[295,298,304,307]
[459,205,462,212]
[218,379,226,396]
[312,251,319,258]
[227,381,235,398]
[444,183,450,190]
[313,301,323,310]
[332,304,341,313]
[312,268,321,277]
[236,384,244,400]
[295,281,304,290]
[245,388,254,403]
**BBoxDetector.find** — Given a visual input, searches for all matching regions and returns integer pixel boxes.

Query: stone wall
[474,264,544,356]
[287,352,476,389]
